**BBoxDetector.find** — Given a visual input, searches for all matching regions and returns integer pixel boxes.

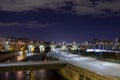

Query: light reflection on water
[16,71,24,80]
[17,51,34,61]
[0,70,66,80]
[5,72,8,80]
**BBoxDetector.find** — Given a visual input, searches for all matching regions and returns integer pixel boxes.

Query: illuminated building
[71,42,78,50]
[115,37,120,50]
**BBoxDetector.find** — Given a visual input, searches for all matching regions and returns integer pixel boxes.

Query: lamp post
[99,42,103,65]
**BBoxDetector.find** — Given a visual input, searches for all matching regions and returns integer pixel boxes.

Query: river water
[0,51,67,80]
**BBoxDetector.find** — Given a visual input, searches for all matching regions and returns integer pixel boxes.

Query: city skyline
[0,0,120,43]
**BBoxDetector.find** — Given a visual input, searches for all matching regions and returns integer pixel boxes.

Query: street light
[99,42,103,65]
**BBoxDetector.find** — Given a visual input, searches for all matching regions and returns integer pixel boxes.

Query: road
[48,49,120,79]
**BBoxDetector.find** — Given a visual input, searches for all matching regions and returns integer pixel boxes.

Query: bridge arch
[34,46,40,53]
[28,45,35,52]
[20,46,28,51]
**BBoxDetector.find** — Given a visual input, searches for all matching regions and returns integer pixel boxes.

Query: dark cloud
[0,21,55,28]
[0,0,70,11]
[0,0,120,16]
[73,0,120,16]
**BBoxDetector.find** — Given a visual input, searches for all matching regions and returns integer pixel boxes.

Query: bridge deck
[0,61,67,72]
[50,49,120,80]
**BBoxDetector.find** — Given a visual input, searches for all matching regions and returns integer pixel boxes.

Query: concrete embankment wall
[58,63,117,80]
[0,52,18,61]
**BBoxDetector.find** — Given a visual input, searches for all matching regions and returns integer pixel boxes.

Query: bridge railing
[0,61,67,72]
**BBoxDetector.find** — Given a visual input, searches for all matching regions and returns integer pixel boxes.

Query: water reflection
[17,51,34,61]
[5,72,9,80]
[17,55,25,61]
[16,71,24,80]
[0,70,66,80]
[36,70,46,79]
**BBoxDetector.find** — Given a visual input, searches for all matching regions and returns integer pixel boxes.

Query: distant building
[0,36,6,46]
[71,42,78,50]
[115,37,120,50]
[81,38,115,51]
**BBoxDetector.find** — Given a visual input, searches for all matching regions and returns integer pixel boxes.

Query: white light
[51,45,56,51]
[26,52,33,56]
[28,45,34,51]
[19,51,23,55]
[61,45,67,51]
[72,45,78,50]
[39,45,45,51]
[86,49,109,52]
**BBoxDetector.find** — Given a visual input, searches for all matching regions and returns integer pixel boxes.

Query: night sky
[0,0,120,43]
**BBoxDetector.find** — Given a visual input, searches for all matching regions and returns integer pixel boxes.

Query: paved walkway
[48,49,120,79]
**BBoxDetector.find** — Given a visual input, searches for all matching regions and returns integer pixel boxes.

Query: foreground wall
[0,52,18,61]
[59,63,117,80]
